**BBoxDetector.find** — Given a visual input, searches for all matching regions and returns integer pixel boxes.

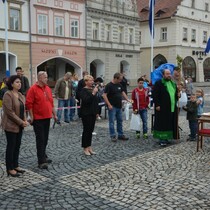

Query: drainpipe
[28,0,33,85]
[85,0,88,76]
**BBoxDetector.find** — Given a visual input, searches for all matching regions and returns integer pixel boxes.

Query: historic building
[86,0,140,85]
[30,0,86,86]
[138,0,210,82]
[0,0,30,80]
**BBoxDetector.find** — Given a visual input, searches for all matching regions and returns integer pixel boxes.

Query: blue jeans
[69,96,76,120]
[108,106,123,138]
[139,109,148,134]
[57,99,69,122]
[189,120,197,139]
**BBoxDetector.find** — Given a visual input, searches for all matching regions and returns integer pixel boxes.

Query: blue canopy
[151,63,176,85]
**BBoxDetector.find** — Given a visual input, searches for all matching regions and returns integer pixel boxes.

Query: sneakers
[111,136,117,142]
[143,133,148,139]
[118,135,129,141]
[38,163,48,169]
[136,133,140,139]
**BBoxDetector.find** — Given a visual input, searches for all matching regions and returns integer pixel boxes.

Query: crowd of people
[0,67,205,177]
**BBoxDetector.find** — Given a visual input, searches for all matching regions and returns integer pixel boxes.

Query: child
[196,89,204,118]
[131,77,149,139]
[183,94,198,141]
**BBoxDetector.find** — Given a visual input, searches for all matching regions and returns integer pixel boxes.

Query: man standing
[26,71,57,169]
[103,72,132,142]
[16,66,30,96]
[153,69,179,146]
[54,72,72,124]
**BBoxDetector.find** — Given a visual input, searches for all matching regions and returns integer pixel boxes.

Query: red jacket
[132,87,149,110]
[26,83,54,120]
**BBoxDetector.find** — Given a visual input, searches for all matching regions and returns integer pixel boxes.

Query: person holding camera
[80,75,99,156]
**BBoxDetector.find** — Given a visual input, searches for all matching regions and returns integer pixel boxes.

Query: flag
[149,0,155,37]
[205,37,210,53]
[151,63,176,85]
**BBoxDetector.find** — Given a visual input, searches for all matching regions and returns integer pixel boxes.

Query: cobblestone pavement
[0,85,210,209]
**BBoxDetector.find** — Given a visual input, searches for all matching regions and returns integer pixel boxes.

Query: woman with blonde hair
[80,75,99,155]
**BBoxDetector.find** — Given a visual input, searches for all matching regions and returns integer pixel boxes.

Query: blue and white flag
[149,0,155,38]
[151,63,176,85]
[205,37,210,53]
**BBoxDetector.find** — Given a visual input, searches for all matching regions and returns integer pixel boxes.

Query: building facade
[86,0,141,85]
[138,0,210,82]
[30,0,86,86]
[0,0,30,80]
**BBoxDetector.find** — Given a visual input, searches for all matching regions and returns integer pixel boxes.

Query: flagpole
[150,0,154,73]
[4,0,10,77]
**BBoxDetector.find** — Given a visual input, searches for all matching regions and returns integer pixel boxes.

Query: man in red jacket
[26,71,57,169]
[132,77,149,139]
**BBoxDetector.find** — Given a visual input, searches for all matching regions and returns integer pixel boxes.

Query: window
[93,22,99,40]
[205,3,209,11]
[139,31,141,44]
[128,28,134,44]
[191,29,196,42]
[10,8,20,30]
[118,26,124,43]
[160,27,167,41]
[203,31,207,43]
[105,24,111,41]
[70,20,79,38]
[55,17,64,36]
[183,28,188,41]
[191,0,195,8]
[38,14,48,35]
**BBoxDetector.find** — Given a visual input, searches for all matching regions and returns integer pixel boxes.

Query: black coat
[153,79,179,139]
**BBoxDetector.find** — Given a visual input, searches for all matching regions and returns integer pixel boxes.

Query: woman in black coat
[80,75,99,156]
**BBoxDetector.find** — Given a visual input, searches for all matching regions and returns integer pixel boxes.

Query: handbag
[130,113,140,131]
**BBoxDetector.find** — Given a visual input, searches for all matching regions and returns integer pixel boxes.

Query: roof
[137,0,182,21]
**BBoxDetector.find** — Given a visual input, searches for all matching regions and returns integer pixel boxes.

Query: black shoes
[46,158,52,164]
[38,163,48,169]
[118,135,129,141]
[111,136,117,142]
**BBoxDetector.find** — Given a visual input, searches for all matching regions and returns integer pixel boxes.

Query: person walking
[2,75,28,177]
[80,75,98,155]
[54,72,72,124]
[153,69,179,146]
[26,71,57,169]
[131,77,149,139]
[103,72,132,142]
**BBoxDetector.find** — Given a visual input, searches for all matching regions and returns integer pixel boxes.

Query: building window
[55,17,64,36]
[191,29,196,42]
[70,20,79,38]
[139,31,141,44]
[128,28,134,44]
[9,8,20,30]
[38,14,48,35]
[191,0,195,8]
[160,27,167,41]
[203,31,207,43]
[92,22,99,40]
[183,28,188,41]
[118,26,124,43]
[205,3,209,11]
[105,24,111,41]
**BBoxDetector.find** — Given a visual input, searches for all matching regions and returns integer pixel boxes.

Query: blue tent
[151,63,176,85]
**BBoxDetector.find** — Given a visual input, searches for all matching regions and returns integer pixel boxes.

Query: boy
[183,94,198,141]
[131,77,149,139]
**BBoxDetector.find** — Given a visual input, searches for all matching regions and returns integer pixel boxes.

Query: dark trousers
[189,120,197,139]
[81,115,96,148]
[5,130,22,171]
[33,118,50,164]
